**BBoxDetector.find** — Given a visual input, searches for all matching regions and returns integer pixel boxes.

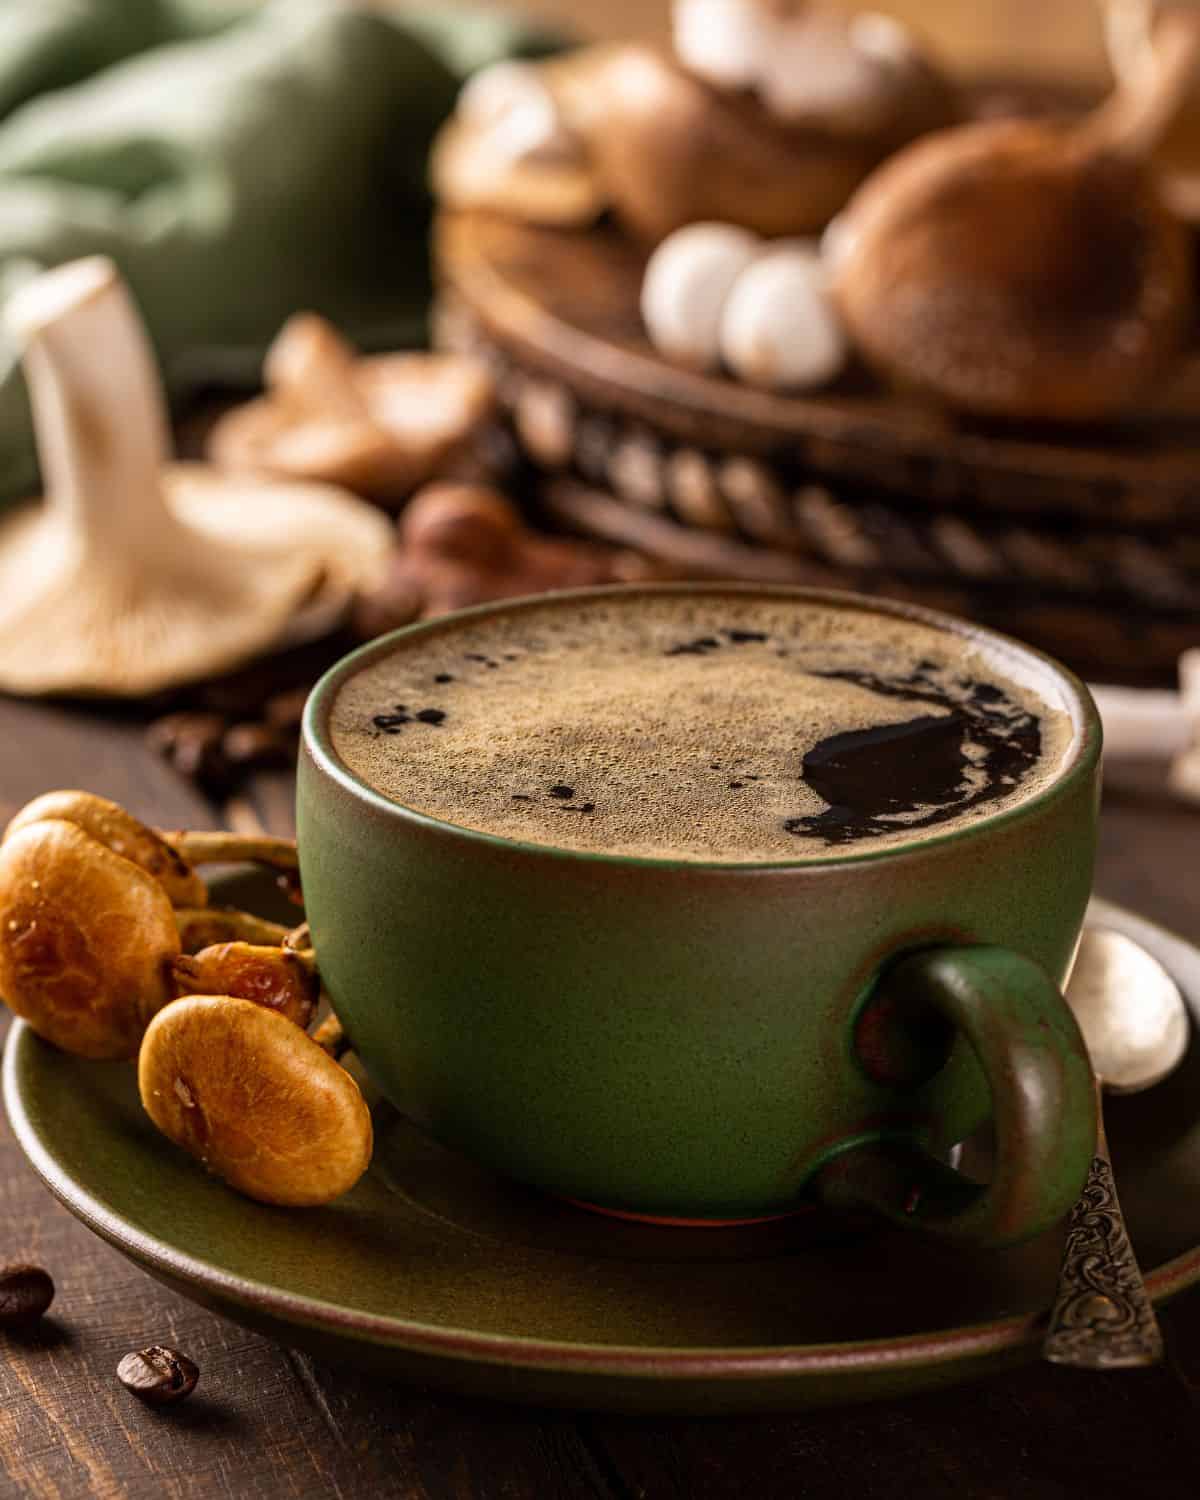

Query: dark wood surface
[4,696,1200,1498]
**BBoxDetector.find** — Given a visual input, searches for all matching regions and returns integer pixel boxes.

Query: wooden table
[4,698,1200,1499]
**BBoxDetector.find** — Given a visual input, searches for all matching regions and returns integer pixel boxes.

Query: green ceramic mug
[298,585,1100,1247]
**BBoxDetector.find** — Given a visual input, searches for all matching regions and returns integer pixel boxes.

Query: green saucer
[5,883,1200,1414]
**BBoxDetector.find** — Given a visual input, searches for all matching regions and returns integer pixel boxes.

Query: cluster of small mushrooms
[0,791,371,1207]
[436,0,1200,421]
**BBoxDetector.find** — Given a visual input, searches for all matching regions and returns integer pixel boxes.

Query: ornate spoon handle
[1043,1082,1163,1369]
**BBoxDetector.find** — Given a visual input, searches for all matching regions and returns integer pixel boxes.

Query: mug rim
[303,582,1102,872]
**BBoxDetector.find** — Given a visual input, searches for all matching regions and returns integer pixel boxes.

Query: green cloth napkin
[0,0,560,507]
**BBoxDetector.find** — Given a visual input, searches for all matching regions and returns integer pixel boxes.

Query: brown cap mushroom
[430,56,608,227]
[170,942,319,1030]
[561,45,874,241]
[354,482,649,622]
[207,314,496,506]
[0,819,179,1059]
[6,791,207,909]
[0,259,392,697]
[138,995,373,1206]
[828,9,1200,422]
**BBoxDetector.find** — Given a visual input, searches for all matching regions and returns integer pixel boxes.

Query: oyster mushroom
[0,819,179,1059]
[170,942,319,1030]
[138,995,373,1206]
[6,790,207,909]
[208,313,495,507]
[828,8,1200,422]
[0,258,392,697]
[431,57,607,227]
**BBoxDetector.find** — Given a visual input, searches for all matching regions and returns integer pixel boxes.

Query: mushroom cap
[399,482,522,565]
[640,222,762,370]
[431,55,607,228]
[208,353,495,506]
[718,242,848,390]
[0,258,393,698]
[170,942,319,1030]
[573,46,877,242]
[0,463,391,697]
[829,118,1195,421]
[138,995,373,1207]
[0,820,179,1059]
[6,790,207,909]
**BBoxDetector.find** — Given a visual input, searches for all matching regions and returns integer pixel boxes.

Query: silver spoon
[1043,926,1191,1368]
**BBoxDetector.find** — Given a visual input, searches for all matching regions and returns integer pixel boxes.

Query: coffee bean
[146,712,231,789]
[222,723,293,769]
[117,1345,199,1407]
[0,1265,54,1329]
[264,687,310,731]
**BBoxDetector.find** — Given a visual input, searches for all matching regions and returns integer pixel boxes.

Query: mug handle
[813,946,1097,1248]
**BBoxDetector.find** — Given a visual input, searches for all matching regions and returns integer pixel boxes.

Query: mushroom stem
[6,259,177,571]
[165,831,299,872]
[310,1013,348,1060]
[175,907,292,952]
[1078,7,1200,161]
[283,921,312,953]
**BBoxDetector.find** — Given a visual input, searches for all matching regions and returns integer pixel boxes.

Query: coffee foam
[329,593,1076,862]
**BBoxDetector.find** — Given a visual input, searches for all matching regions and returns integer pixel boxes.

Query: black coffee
[330,593,1073,861]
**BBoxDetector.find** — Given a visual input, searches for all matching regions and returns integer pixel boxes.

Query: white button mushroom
[718,242,848,391]
[640,222,761,371]
[672,0,770,91]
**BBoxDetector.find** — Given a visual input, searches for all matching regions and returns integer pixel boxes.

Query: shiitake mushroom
[828,9,1200,422]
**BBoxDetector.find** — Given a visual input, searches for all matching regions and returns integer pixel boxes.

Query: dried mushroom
[828,9,1200,422]
[6,791,207,909]
[0,820,179,1059]
[170,943,319,1030]
[0,258,391,697]
[138,995,373,1207]
[208,314,495,505]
